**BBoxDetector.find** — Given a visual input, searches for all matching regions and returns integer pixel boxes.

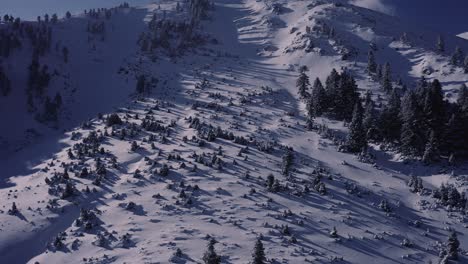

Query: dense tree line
[302,68,468,162]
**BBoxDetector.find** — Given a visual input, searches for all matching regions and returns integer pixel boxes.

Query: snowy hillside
[1,1,468,263]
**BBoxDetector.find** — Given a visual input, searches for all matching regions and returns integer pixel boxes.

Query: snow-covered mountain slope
[351,0,468,36]
[1,1,468,263]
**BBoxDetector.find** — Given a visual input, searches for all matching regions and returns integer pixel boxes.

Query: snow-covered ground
[1,0,468,263]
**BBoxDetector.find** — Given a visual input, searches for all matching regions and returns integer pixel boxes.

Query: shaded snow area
[1,0,468,263]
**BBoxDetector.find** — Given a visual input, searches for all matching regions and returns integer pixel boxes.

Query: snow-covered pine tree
[363,93,378,140]
[347,101,367,153]
[422,130,440,164]
[307,77,327,117]
[296,69,310,99]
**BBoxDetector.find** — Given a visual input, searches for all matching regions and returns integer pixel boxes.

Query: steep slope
[0,1,468,264]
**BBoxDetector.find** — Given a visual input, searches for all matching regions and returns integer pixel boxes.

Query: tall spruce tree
[382,62,392,93]
[367,50,377,74]
[307,77,327,117]
[400,90,425,156]
[423,79,444,141]
[363,93,378,140]
[347,101,367,152]
[252,238,266,264]
[296,70,310,99]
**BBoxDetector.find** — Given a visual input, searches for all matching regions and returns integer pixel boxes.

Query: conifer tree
[423,79,444,141]
[363,94,378,140]
[400,90,425,156]
[376,64,383,81]
[281,148,293,176]
[451,46,464,66]
[296,69,310,99]
[203,238,221,264]
[367,50,377,74]
[382,62,392,93]
[307,77,327,117]
[422,130,440,164]
[347,101,367,152]
[446,231,460,260]
[457,83,468,111]
[252,238,266,264]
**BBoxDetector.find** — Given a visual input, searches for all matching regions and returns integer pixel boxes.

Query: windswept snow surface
[1,1,468,263]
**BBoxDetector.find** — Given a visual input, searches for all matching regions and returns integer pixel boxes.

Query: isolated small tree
[203,238,221,264]
[8,202,18,215]
[266,174,275,191]
[252,238,266,264]
[130,141,138,151]
[65,11,72,19]
[281,148,294,176]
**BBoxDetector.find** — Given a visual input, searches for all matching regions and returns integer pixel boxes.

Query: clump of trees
[304,67,468,161]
